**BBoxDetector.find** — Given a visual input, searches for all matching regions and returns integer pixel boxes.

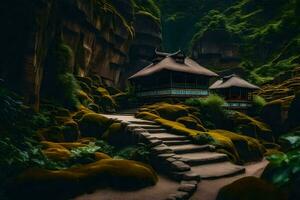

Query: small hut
[129,50,218,100]
[209,74,259,109]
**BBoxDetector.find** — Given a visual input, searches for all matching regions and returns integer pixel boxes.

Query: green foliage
[133,0,161,20]
[193,133,216,145]
[158,0,237,51]
[56,73,80,109]
[279,131,300,150]
[52,43,73,74]
[266,150,300,186]
[250,95,267,116]
[70,141,114,164]
[185,94,229,129]
[114,143,151,163]
[188,0,300,81]
[0,85,66,199]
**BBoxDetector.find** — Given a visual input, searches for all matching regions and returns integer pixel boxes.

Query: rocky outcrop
[121,12,162,87]
[0,0,162,110]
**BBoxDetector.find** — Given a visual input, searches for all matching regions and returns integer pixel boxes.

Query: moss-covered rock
[42,146,72,161]
[76,76,93,89]
[176,115,206,131]
[233,111,273,142]
[37,126,65,142]
[102,122,127,147]
[94,152,111,161]
[78,113,113,138]
[152,103,189,120]
[61,119,80,142]
[13,159,158,199]
[216,176,285,200]
[135,111,160,121]
[76,90,93,106]
[87,103,100,113]
[207,130,265,163]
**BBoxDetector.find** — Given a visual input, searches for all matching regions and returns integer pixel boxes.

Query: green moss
[14,159,158,199]
[78,113,113,138]
[135,111,159,121]
[176,116,206,131]
[38,126,65,142]
[56,73,81,109]
[94,152,111,160]
[149,103,189,121]
[52,42,73,74]
[233,111,273,142]
[42,147,72,162]
[102,122,126,147]
[207,129,265,163]
[95,87,110,96]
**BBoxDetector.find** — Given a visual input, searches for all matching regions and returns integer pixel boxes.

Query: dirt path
[74,175,180,200]
[190,159,269,200]
[84,114,269,200]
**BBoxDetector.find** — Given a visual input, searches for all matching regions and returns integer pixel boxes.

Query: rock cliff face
[121,12,162,87]
[0,0,162,109]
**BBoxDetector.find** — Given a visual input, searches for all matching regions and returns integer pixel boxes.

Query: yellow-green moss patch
[78,113,113,138]
[15,159,158,198]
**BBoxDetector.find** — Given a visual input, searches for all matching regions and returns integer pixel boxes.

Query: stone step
[145,128,168,133]
[163,140,192,146]
[127,124,161,129]
[170,144,211,154]
[152,133,188,141]
[128,120,157,125]
[179,152,228,166]
[192,161,245,180]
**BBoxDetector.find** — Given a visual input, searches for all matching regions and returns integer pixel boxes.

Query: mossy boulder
[41,141,86,161]
[135,111,159,121]
[12,159,158,199]
[207,130,265,163]
[95,87,110,96]
[153,103,189,120]
[61,119,80,142]
[41,141,86,150]
[87,103,100,113]
[76,76,93,88]
[176,115,206,131]
[42,146,72,161]
[78,81,91,94]
[102,122,127,147]
[232,112,274,142]
[78,113,113,138]
[94,152,111,161]
[216,176,285,200]
[76,90,93,105]
[37,126,65,142]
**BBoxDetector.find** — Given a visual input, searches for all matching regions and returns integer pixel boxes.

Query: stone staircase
[126,119,245,180]
[103,114,246,199]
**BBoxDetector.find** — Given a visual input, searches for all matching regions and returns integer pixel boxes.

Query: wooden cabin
[129,50,218,100]
[209,74,259,110]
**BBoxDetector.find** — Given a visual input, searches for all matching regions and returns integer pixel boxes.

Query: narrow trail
[76,114,268,200]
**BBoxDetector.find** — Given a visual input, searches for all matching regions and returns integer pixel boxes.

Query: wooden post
[239,88,242,100]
